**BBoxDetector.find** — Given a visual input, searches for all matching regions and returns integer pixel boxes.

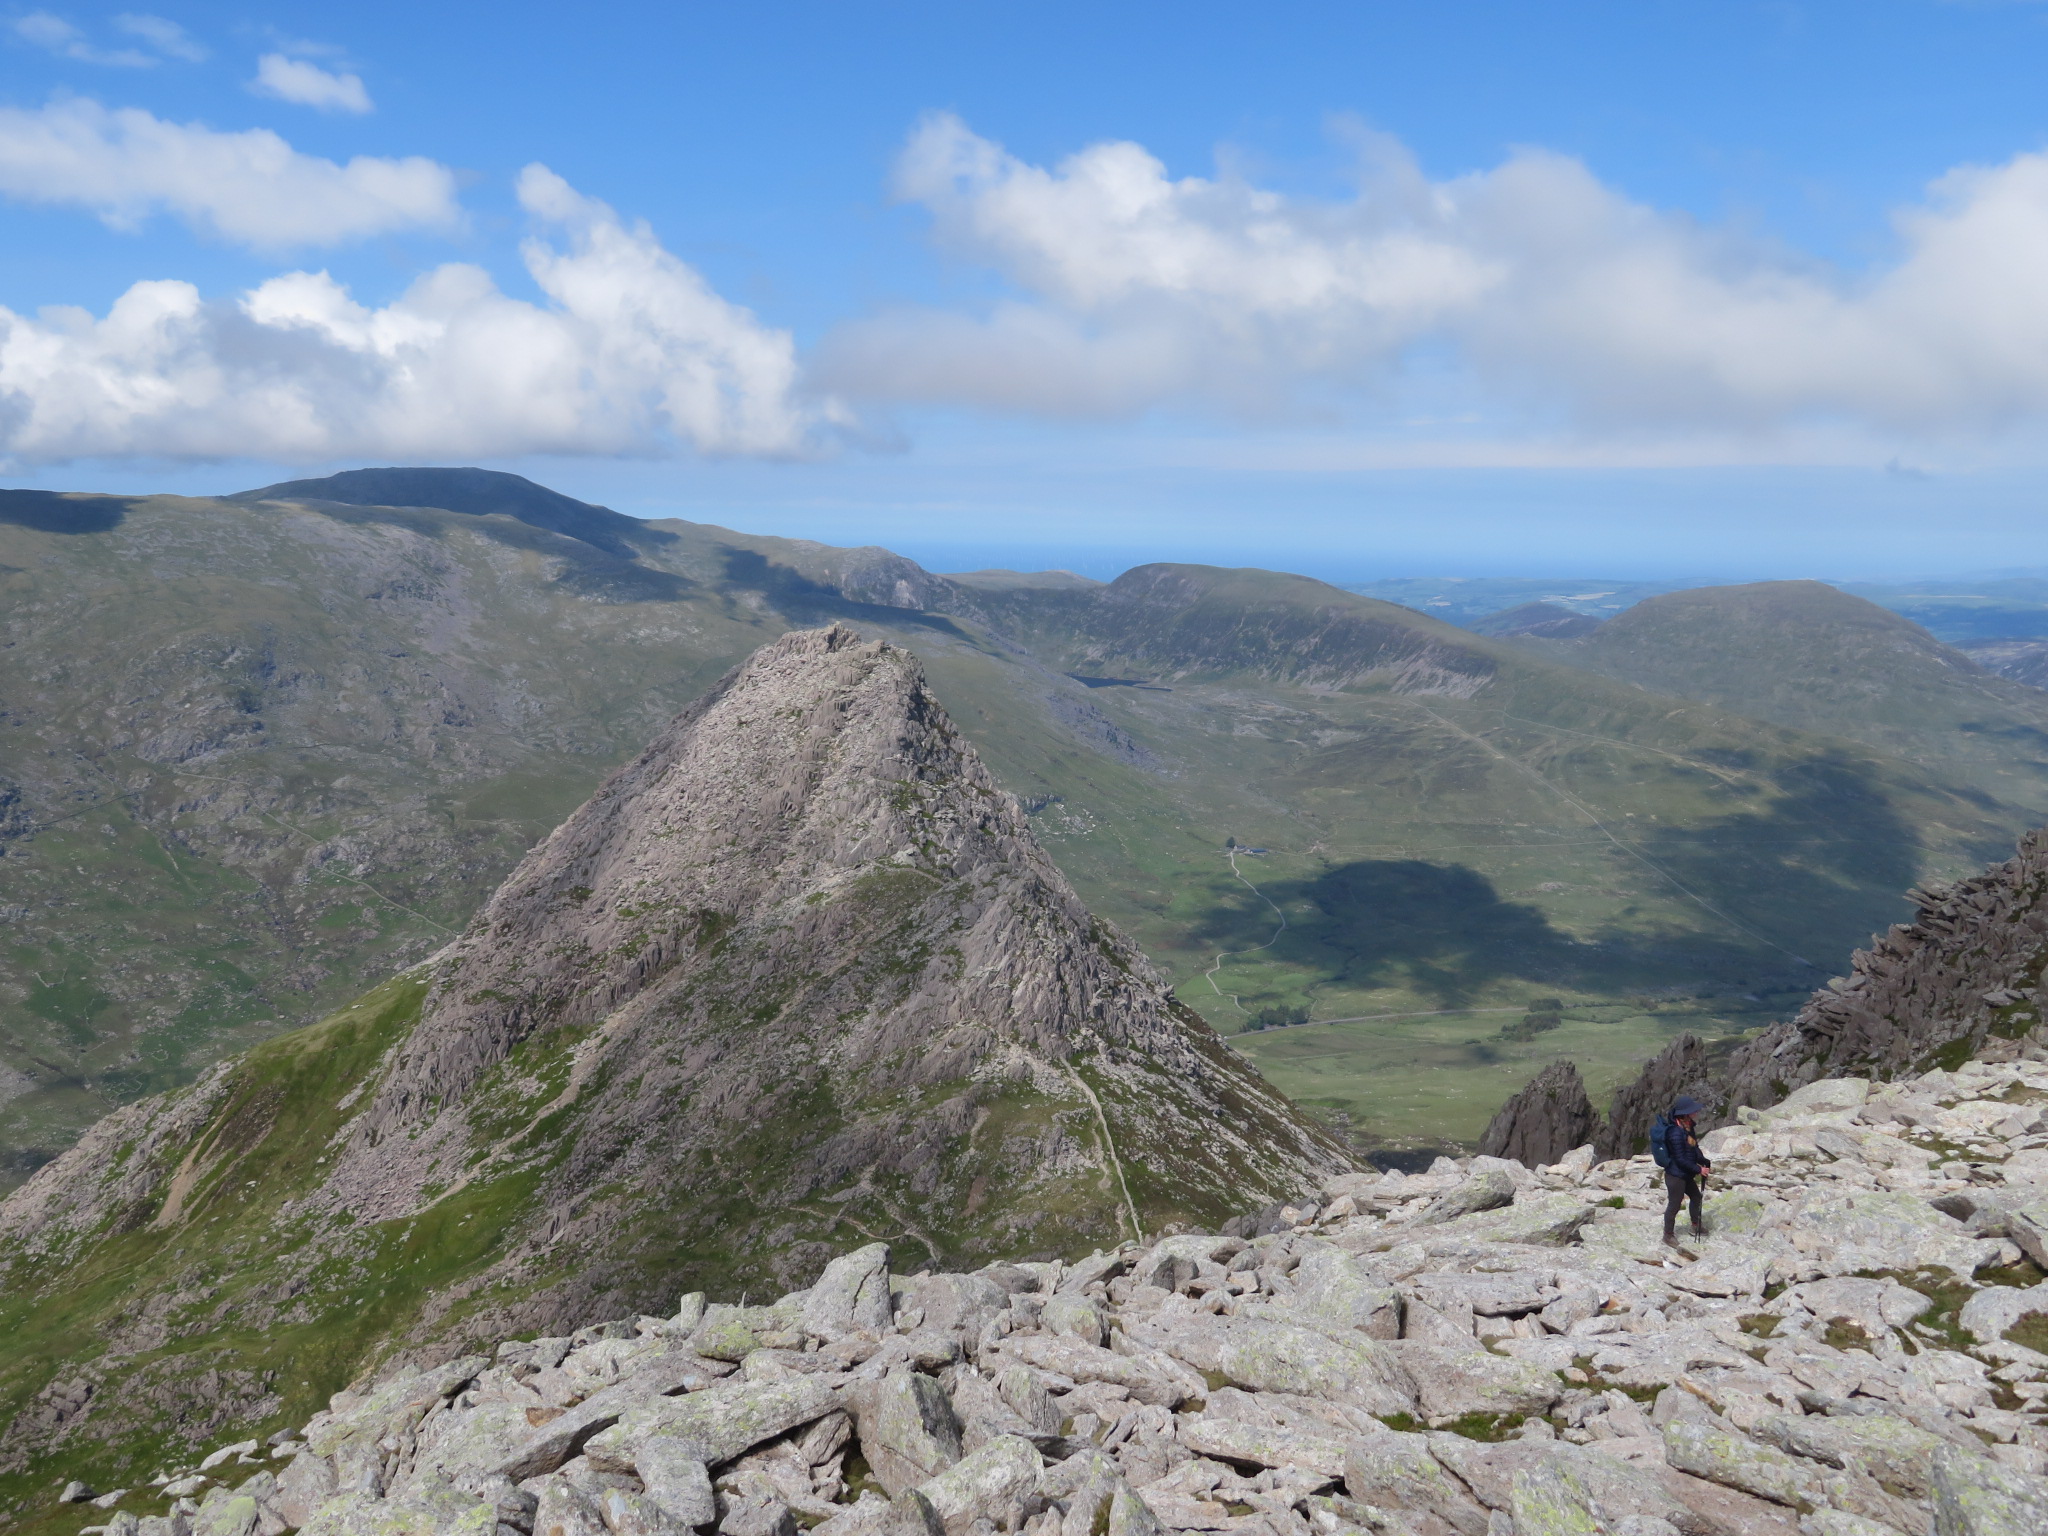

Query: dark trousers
[1663,1171,1704,1236]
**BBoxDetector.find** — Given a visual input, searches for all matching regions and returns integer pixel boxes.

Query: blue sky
[4,1,2048,578]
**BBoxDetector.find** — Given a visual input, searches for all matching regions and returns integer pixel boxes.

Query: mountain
[6,472,2045,1184]
[1466,602,1603,640]
[230,466,657,560]
[1513,579,2048,812]
[1961,638,2048,690]
[0,624,1346,1509]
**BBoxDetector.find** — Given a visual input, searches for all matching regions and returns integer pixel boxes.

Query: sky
[4,1,2048,579]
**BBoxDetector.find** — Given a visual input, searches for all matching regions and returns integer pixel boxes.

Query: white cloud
[0,165,836,462]
[0,98,457,247]
[821,112,2048,443]
[12,10,203,66]
[251,53,372,114]
[114,14,205,62]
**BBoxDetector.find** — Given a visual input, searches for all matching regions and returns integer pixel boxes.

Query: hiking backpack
[1649,1114,1673,1168]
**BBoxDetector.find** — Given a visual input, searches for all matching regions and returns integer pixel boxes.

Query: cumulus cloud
[11,10,202,66]
[0,98,457,247]
[821,112,2048,440]
[0,165,834,462]
[251,53,373,114]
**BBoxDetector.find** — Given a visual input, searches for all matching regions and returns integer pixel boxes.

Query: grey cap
[1671,1095,1704,1117]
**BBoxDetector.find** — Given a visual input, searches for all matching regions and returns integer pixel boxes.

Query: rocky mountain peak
[334,624,1237,1217]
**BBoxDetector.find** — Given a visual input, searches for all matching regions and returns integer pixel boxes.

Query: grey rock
[1752,1410,1949,1496]
[912,1434,1042,1536]
[1414,1169,1517,1226]
[1930,1443,2048,1536]
[634,1442,717,1527]
[802,1244,894,1340]
[1289,1247,1402,1339]
[581,1377,839,1476]
[1479,1061,1599,1170]
[1958,1280,2048,1344]
[848,1368,963,1495]
[1037,1295,1106,1345]
[277,1453,339,1527]
[1204,1317,1415,1415]
[1662,1422,1823,1510]
[1386,1342,1560,1423]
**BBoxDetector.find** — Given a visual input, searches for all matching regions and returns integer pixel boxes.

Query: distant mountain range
[4,469,2045,1184]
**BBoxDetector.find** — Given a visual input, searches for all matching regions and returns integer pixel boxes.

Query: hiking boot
[1661,1230,1680,1247]
[1690,1225,1707,1240]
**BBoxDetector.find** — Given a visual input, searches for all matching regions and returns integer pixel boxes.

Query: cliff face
[0,627,1348,1492]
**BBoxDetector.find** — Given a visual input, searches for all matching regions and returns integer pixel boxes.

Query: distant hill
[1468,601,1604,639]
[233,465,660,560]
[1516,580,2048,813]
[1960,637,2048,689]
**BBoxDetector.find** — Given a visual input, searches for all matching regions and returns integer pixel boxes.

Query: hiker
[1659,1094,1712,1246]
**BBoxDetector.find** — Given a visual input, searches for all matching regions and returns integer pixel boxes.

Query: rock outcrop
[0,627,1347,1511]
[62,1057,2048,1536]
[1476,1061,1596,1167]
[1720,830,2048,1112]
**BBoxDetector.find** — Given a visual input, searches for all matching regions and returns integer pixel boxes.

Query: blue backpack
[1649,1115,1674,1168]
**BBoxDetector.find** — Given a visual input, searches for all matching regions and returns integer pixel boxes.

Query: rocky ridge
[1719,832,2048,1115]
[54,1057,2048,1536]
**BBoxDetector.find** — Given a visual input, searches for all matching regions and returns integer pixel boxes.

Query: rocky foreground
[60,1057,2048,1536]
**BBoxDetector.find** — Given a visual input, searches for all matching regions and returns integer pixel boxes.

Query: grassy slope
[1513,581,2048,813]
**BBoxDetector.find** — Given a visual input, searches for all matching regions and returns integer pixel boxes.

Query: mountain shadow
[0,490,135,534]
[1635,748,1944,968]
[1228,859,1596,1009]
[234,466,671,560]
[1207,752,1942,1008]
[719,547,971,637]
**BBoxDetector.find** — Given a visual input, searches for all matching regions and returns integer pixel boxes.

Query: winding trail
[1067,1059,1143,1242]
[1203,849,1291,1016]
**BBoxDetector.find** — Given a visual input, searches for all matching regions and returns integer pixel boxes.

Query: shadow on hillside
[0,490,136,534]
[1636,749,1930,964]
[307,500,692,603]
[719,548,971,638]
[1206,751,1935,1005]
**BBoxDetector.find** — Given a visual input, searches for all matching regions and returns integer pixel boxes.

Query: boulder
[1661,1422,1823,1510]
[1751,1412,1948,1497]
[633,1442,717,1527]
[1289,1247,1402,1339]
[1204,1317,1415,1415]
[1413,1168,1517,1226]
[1176,1416,1348,1478]
[580,1378,838,1475]
[1341,1431,1489,1536]
[845,1369,962,1495]
[994,1334,1198,1408]
[1929,1443,2048,1535]
[801,1244,894,1340]
[1959,1280,2048,1344]
[911,1434,1042,1536]
[1387,1342,1560,1423]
